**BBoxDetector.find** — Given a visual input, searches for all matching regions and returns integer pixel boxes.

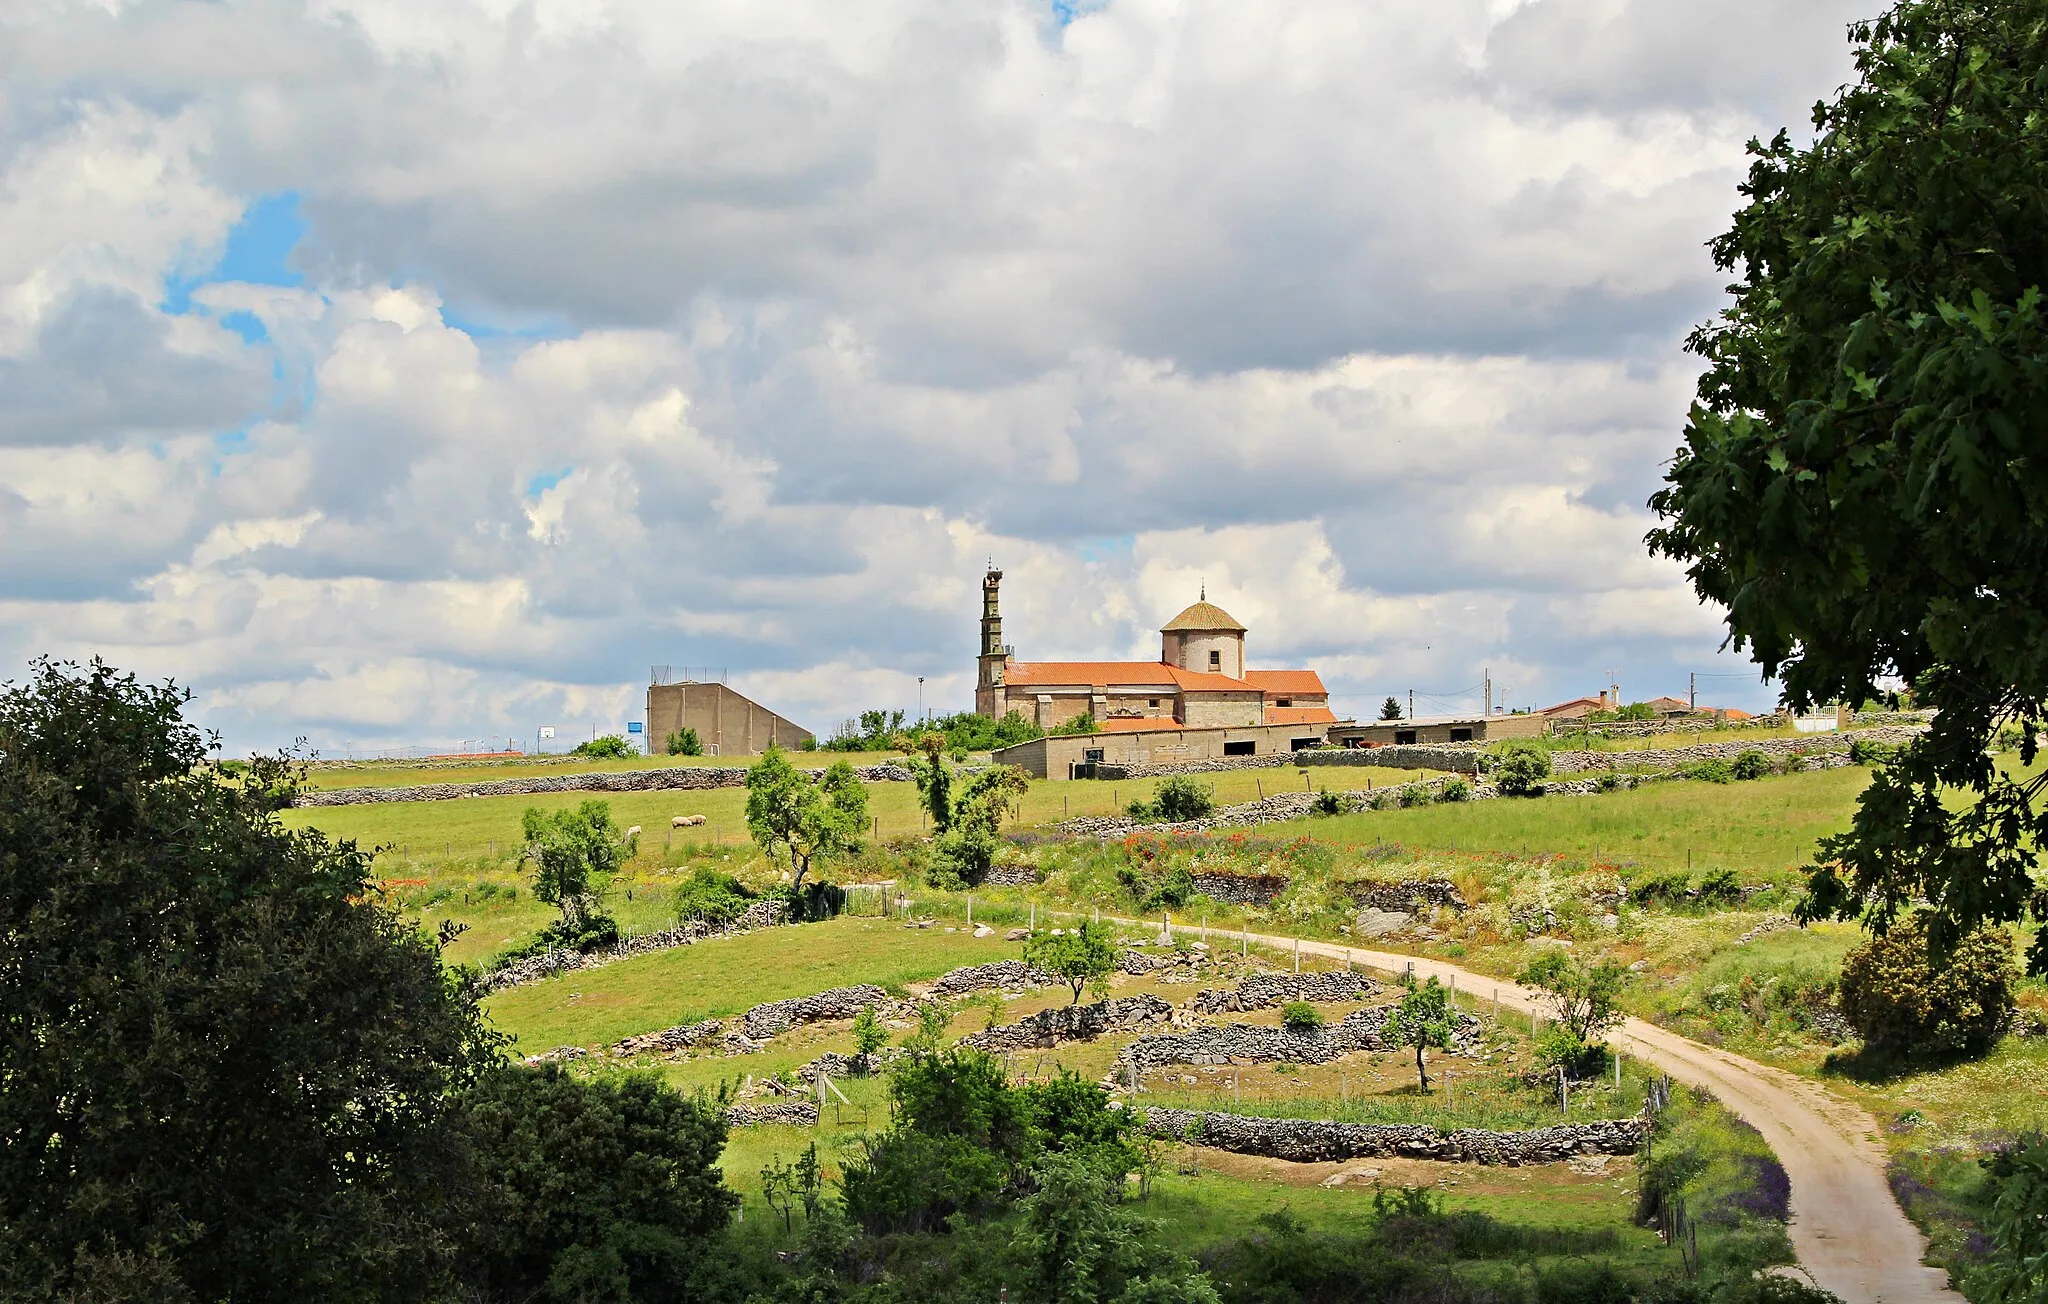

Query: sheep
[672,814,708,828]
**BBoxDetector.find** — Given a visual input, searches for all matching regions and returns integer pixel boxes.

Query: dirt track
[1146,919,1961,1304]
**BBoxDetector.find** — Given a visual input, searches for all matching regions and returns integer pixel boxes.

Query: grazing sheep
[625,825,642,838]
[672,814,708,828]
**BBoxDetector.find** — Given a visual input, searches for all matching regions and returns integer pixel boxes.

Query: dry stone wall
[296,762,914,807]
[929,960,1055,998]
[1345,878,1466,914]
[726,1101,820,1128]
[1118,1007,1482,1070]
[1544,727,1923,775]
[1298,746,1482,775]
[477,899,787,995]
[981,865,1041,887]
[615,1019,729,1057]
[1189,872,1288,905]
[962,995,1176,1052]
[1139,1107,1646,1165]
[1191,970,1383,1014]
[740,984,889,1039]
[1097,754,1297,780]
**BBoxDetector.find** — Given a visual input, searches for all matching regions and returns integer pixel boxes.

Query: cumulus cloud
[0,0,1859,748]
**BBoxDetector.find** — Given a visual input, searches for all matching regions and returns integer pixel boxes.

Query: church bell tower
[975,567,1010,718]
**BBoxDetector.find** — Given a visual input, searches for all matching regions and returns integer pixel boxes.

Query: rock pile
[963,994,1176,1052]
[1191,970,1383,1014]
[981,865,1041,887]
[741,984,890,1039]
[296,762,915,807]
[1117,1007,1481,1070]
[928,960,1055,998]
[1138,1107,1646,1165]
[614,1019,733,1057]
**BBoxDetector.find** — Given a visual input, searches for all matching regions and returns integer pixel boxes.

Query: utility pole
[1408,689,1414,720]
[1689,672,1696,710]
[1484,668,1492,716]
[918,677,925,723]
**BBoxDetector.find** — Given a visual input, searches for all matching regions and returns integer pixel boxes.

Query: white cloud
[0,0,1859,746]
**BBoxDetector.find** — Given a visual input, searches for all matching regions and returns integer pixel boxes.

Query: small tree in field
[1025,921,1117,1005]
[665,727,702,756]
[1490,739,1552,797]
[1380,697,1404,721]
[744,746,869,891]
[1518,951,1631,1071]
[1388,976,1455,1091]
[521,800,627,946]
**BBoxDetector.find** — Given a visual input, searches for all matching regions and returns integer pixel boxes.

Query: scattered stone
[1567,1154,1615,1176]
[1321,1166,1383,1187]
[522,1045,587,1065]
[973,923,994,938]
[1006,928,1030,941]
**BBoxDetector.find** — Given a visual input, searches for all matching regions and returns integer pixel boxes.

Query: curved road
[1129,917,1959,1304]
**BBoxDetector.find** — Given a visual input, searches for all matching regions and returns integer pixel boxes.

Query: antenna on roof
[1200,579,1206,601]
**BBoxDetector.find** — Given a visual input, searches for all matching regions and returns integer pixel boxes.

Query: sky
[0,0,1869,755]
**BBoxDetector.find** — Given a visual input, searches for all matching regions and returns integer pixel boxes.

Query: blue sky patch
[527,466,576,497]
[164,191,306,313]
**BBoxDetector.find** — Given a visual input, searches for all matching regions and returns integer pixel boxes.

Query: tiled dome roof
[1160,600,1247,633]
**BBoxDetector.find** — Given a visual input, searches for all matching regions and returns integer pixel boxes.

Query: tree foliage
[1518,951,1632,1047]
[1490,739,1553,797]
[1128,775,1217,823]
[1049,711,1100,736]
[572,733,636,759]
[1380,696,1405,721]
[1970,1132,2048,1303]
[1387,976,1456,1091]
[664,726,702,756]
[1644,0,2048,974]
[453,1064,737,1303]
[1025,921,1119,1004]
[521,799,627,944]
[743,745,869,890]
[0,659,498,1302]
[1837,911,2015,1059]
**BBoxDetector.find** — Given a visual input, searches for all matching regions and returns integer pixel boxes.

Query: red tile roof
[1264,706,1338,726]
[1243,669,1327,696]
[1003,661,1261,693]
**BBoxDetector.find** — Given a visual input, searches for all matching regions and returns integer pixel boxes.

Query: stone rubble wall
[615,1019,728,1057]
[928,960,1056,998]
[1189,872,1289,905]
[1298,746,1482,775]
[1192,970,1383,1014]
[726,1101,821,1128]
[981,865,1041,887]
[1138,1107,1646,1165]
[1852,709,1938,726]
[962,994,1176,1052]
[1097,754,1299,780]
[296,762,914,807]
[1117,948,1217,977]
[1118,1007,1482,1070]
[791,1050,894,1083]
[741,984,890,1040]
[476,899,788,995]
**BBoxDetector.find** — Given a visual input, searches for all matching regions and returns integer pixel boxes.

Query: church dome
[1161,600,1247,633]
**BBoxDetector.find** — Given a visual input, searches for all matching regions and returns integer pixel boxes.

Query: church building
[974,567,1343,778]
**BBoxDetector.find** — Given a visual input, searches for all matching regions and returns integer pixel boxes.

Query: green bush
[1280,1001,1323,1032]
[671,866,753,926]
[1155,775,1215,822]
[1969,1132,2048,1302]
[1595,771,1627,793]
[1686,759,1734,783]
[1492,739,1552,796]
[571,734,636,759]
[1838,913,2016,1060]
[1139,866,1198,913]
[1398,784,1434,808]
[1847,737,1896,765]
[664,727,703,756]
[453,1064,736,1299]
[1311,789,1343,816]
[1048,712,1099,737]
[1439,776,1470,802]
[1731,750,1771,780]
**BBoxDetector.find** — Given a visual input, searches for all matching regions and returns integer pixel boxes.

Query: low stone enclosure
[726,1100,821,1128]
[1137,1107,1646,1165]
[927,959,1055,998]
[1191,970,1383,1014]
[478,898,788,994]
[741,984,890,1039]
[962,995,1177,1053]
[295,761,915,807]
[1116,1007,1484,1072]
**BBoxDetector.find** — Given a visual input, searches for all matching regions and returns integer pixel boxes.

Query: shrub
[1048,712,1099,736]
[1154,775,1216,822]
[1969,1133,2048,1303]
[1139,866,1198,913]
[1838,913,2016,1059]
[1631,870,1694,907]
[453,1065,737,1299]
[664,727,703,756]
[1595,771,1626,793]
[571,733,635,759]
[1492,740,1552,796]
[852,1007,889,1059]
[1695,868,1743,907]
[1280,1001,1323,1032]
[672,866,753,926]
[1732,750,1771,780]
[1686,758,1734,783]
[1848,737,1896,765]
[1311,789,1343,816]
[1439,776,1470,802]
[1398,784,1434,808]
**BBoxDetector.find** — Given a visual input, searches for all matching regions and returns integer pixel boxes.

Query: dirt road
[1147,919,1961,1304]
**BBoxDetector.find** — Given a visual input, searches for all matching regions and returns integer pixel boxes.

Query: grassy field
[1279,764,1872,871]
